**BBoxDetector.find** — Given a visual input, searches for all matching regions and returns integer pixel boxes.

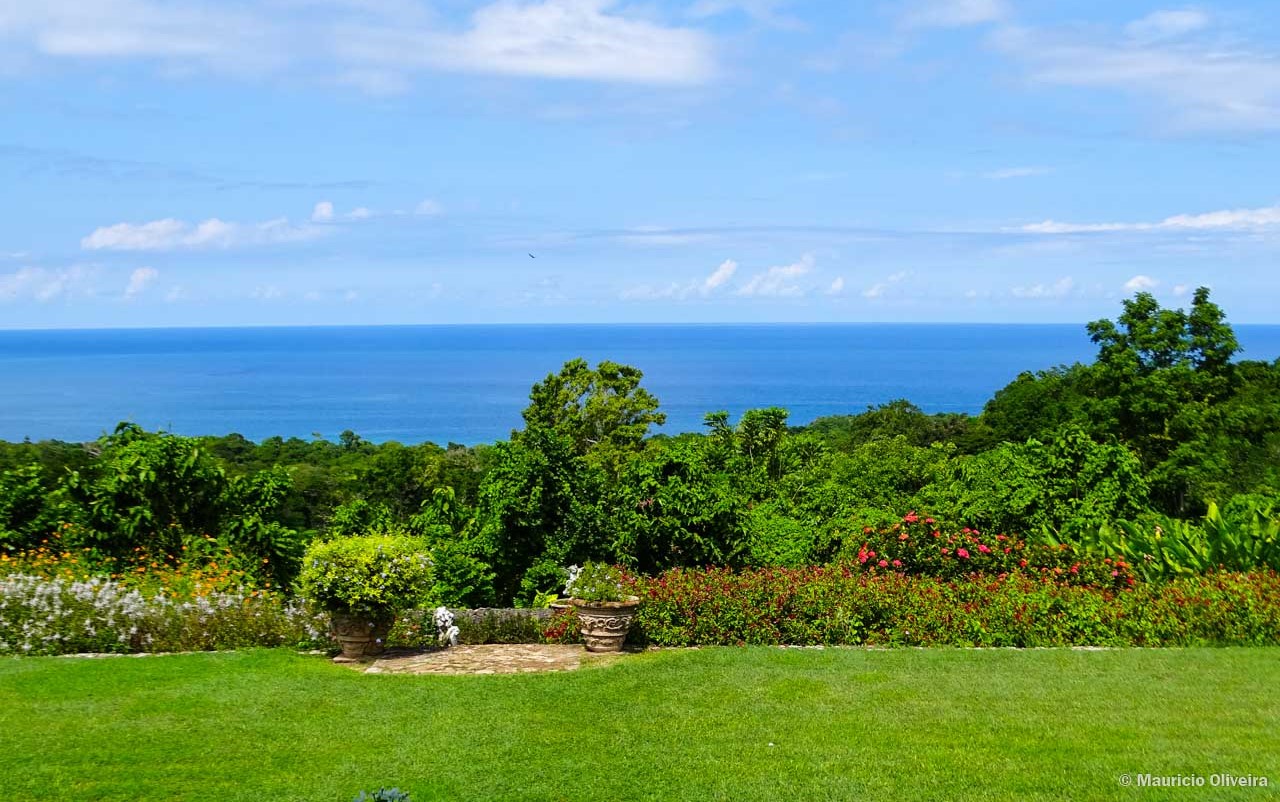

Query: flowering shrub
[1,533,266,598]
[298,535,434,617]
[0,573,326,656]
[564,562,633,603]
[834,512,1135,589]
[630,567,1280,647]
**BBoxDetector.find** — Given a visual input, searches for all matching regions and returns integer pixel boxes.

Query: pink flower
[878,560,888,568]
[1111,570,1119,577]
[904,511,920,524]
[977,544,991,554]
[925,517,935,525]
[892,559,902,568]
[899,533,909,541]
[956,548,970,559]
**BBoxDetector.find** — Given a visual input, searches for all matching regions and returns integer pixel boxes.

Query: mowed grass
[1,648,1277,801]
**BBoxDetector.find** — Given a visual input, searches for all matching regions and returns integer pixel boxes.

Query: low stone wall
[390,606,564,646]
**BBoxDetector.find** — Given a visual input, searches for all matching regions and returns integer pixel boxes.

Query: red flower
[899,533,909,541]
[904,511,920,524]
[925,517,935,525]
[1018,559,1028,568]
[956,548,970,559]
[892,559,902,568]
[977,544,991,554]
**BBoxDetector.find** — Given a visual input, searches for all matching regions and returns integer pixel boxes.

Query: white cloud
[0,265,97,302]
[1173,283,1191,296]
[1125,9,1210,43]
[311,201,335,222]
[1123,274,1158,292]
[861,269,910,300]
[703,258,737,292]
[686,0,804,30]
[349,207,372,220]
[621,258,739,301]
[336,0,718,86]
[124,266,158,299]
[736,254,814,298]
[901,0,1006,29]
[82,214,323,251]
[414,199,444,217]
[164,285,186,303]
[992,16,1280,132]
[1,0,718,89]
[983,166,1052,180]
[1011,276,1074,299]
[1021,204,1280,234]
[251,285,284,301]
[827,276,845,295]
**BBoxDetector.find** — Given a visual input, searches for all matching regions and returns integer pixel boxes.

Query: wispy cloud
[983,166,1052,180]
[900,0,1007,29]
[686,0,804,31]
[992,12,1280,132]
[1011,276,1074,299]
[124,266,158,299]
[621,258,739,301]
[1124,9,1210,43]
[414,199,444,217]
[736,254,814,298]
[861,270,910,300]
[0,265,98,302]
[82,214,324,252]
[1,0,719,90]
[1021,204,1280,234]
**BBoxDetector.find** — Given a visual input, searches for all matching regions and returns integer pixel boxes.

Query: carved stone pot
[569,597,640,653]
[329,611,394,663]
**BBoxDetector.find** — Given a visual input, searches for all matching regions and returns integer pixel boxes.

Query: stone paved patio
[358,644,625,675]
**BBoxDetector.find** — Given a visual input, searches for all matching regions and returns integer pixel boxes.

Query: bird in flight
[528,253,536,259]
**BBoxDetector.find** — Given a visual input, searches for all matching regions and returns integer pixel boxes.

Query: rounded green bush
[299,535,434,617]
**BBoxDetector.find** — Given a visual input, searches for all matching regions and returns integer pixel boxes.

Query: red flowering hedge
[628,567,1280,647]
[836,512,1136,589]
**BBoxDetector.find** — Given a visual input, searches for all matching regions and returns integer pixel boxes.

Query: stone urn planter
[569,596,640,653]
[329,612,394,663]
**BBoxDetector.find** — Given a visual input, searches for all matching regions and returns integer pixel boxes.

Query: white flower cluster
[563,564,583,596]
[0,573,327,656]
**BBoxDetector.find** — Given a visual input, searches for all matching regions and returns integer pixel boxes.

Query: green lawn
[1,648,1277,801]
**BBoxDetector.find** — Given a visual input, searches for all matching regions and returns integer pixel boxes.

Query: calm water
[2,324,1279,445]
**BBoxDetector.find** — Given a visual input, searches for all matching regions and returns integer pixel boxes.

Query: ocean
[2,324,1279,445]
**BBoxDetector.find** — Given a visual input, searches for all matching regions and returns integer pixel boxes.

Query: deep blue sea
[2,324,1279,445]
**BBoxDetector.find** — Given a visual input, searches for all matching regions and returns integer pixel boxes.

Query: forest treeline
[2,288,1278,605]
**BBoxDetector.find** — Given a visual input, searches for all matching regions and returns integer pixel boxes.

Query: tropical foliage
[2,288,1279,609]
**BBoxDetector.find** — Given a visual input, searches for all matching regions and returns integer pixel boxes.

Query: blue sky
[3,0,1280,327]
